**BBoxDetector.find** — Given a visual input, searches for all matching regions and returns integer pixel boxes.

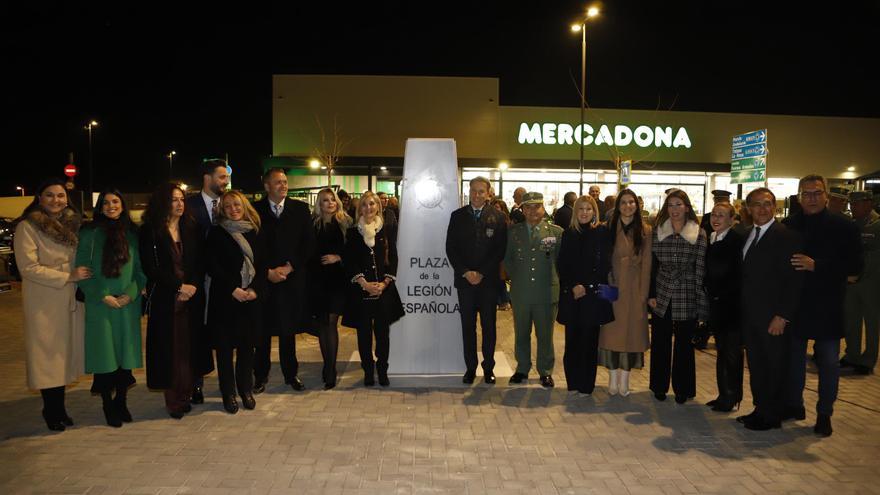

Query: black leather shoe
[462,371,476,384]
[289,377,305,391]
[168,410,184,420]
[780,405,806,421]
[103,404,122,428]
[736,410,758,424]
[854,365,873,375]
[364,375,375,387]
[222,395,239,414]
[706,399,719,407]
[711,401,740,413]
[324,381,337,390]
[241,393,256,410]
[744,416,781,431]
[814,413,832,437]
[484,373,496,384]
[839,358,856,369]
[60,412,74,427]
[378,372,390,387]
[674,395,687,404]
[42,410,65,432]
[182,403,192,413]
[509,372,527,384]
[540,375,555,388]
[191,386,204,404]
[653,392,667,402]
[253,380,267,395]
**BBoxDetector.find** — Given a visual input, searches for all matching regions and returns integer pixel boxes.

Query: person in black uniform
[308,188,352,389]
[704,202,745,412]
[556,195,613,395]
[206,190,266,414]
[183,159,229,404]
[343,191,405,387]
[252,168,314,393]
[445,176,508,384]
[737,187,803,431]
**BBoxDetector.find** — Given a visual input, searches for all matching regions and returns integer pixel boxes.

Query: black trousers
[217,342,255,397]
[457,284,498,374]
[357,314,390,376]
[254,331,298,384]
[649,311,697,398]
[564,323,599,393]
[743,322,790,422]
[713,330,744,406]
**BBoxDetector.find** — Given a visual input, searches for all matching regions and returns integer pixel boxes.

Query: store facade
[270,75,880,214]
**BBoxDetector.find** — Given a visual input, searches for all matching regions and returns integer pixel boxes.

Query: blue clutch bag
[596,284,619,302]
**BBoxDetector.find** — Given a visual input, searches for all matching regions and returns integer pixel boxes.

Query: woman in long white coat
[14,178,92,431]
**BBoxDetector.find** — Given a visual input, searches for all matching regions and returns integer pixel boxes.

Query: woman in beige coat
[598,189,652,396]
[14,178,92,431]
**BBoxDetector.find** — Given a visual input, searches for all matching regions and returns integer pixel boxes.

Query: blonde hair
[357,191,384,222]
[312,188,353,233]
[570,195,600,232]
[217,190,261,233]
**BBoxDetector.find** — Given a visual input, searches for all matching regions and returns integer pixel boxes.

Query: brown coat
[14,213,85,390]
[599,222,652,352]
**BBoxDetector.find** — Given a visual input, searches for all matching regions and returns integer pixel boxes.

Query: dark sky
[5,1,879,197]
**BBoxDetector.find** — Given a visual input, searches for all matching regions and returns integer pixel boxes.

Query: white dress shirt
[742,218,775,258]
[201,190,219,223]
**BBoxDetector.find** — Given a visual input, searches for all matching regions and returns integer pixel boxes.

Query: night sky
[5,1,878,198]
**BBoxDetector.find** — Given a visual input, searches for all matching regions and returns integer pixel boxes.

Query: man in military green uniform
[842,191,880,375]
[504,192,563,388]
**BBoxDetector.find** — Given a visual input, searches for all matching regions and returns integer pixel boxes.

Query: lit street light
[15,186,25,196]
[571,6,600,195]
[167,151,177,178]
[85,120,99,201]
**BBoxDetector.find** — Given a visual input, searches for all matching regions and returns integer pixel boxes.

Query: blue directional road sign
[732,143,768,160]
[732,129,767,149]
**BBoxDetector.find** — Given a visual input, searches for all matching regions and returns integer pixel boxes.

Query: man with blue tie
[446,177,507,384]
[737,187,803,431]
[184,159,229,404]
[252,168,314,392]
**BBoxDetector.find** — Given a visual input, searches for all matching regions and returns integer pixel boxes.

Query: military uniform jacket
[503,220,563,304]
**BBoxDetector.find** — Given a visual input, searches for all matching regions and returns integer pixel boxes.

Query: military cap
[521,191,544,205]
[711,189,733,201]
[849,190,874,202]
[829,186,850,200]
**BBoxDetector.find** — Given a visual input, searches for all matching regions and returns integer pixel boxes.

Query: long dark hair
[143,183,192,236]
[89,188,134,278]
[655,188,699,227]
[609,188,645,255]
[14,177,77,224]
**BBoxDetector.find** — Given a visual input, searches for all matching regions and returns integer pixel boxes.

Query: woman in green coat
[76,188,146,427]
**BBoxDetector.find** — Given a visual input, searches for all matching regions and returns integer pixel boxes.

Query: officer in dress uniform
[504,192,563,388]
[842,190,880,375]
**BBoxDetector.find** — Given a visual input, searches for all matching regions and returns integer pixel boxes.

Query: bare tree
[313,115,352,186]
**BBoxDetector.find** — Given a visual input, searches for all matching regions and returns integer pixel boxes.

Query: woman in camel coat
[598,189,652,396]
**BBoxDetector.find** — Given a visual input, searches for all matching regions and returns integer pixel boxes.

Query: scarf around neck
[357,215,384,248]
[220,218,256,288]
[26,208,81,247]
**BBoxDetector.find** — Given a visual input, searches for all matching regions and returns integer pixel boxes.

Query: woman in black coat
[308,188,352,389]
[342,191,405,387]
[556,195,614,395]
[206,191,267,414]
[139,183,208,419]
[704,203,745,412]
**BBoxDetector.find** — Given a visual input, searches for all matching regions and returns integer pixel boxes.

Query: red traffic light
[64,164,77,177]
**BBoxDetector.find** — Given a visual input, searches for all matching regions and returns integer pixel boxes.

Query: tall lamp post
[167,151,177,178]
[15,186,25,197]
[571,6,600,196]
[85,120,98,201]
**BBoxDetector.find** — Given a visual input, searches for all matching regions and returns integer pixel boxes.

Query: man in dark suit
[184,158,229,404]
[446,176,508,384]
[782,175,862,437]
[252,168,315,392]
[553,191,576,229]
[738,187,803,431]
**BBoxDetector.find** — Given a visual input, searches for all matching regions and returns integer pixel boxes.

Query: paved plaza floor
[0,286,879,494]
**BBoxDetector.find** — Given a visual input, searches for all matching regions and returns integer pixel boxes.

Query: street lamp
[167,151,176,177]
[85,120,98,200]
[15,186,24,196]
[571,6,600,195]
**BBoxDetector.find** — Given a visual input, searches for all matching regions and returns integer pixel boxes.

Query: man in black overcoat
[252,168,315,392]
[183,158,229,404]
[553,191,576,229]
[737,187,803,431]
[781,175,862,437]
[445,176,508,384]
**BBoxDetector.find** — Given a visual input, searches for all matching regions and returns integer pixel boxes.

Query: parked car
[0,217,19,281]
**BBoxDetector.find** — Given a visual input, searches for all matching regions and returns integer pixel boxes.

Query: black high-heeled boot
[101,392,122,428]
[377,364,390,387]
[114,387,132,423]
[40,387,66,431]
